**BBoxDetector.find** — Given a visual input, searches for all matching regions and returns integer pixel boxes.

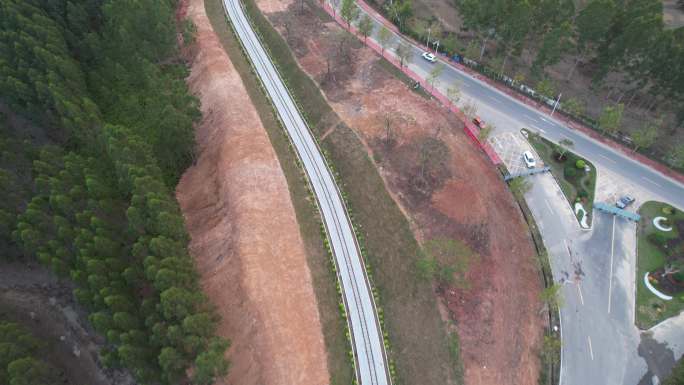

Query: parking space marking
[608,215,616,314]
[642,177,662,188]
[587,336,594,360]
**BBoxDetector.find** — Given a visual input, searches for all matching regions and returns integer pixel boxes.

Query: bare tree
[461,99,478,120]
[427,63,445,89]
[378,26,392,56]
[446,82,461,106]
[395,41,412,68]
[555,138,574,159]
[357,15,374,42]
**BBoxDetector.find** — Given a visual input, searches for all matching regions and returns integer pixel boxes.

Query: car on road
[616,195,635,209]
[522,151,536,168]
[421,52,437,63]
[472,116,486,128]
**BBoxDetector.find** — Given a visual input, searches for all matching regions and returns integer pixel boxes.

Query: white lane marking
[577,282,584,305]
[599,154,616,164]
[642,177,662,188]
[530,124,546,134]
[524,114,538,121]
[540,116,551,123]
[486,95,500,104]
[545,199,553,213]
[587,336,594,360]
[608,215,616,314]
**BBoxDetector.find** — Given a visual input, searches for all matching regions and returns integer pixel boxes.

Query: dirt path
[175,1,329,384]
[256,3,544,384]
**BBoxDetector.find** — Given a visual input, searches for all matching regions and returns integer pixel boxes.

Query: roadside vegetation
[636,201,684,329]
[525,130,597,226]
[663,354,684,385]
[204,0,354,383]
[0,1,228,383]
[364,0,684,173]
[235,0,463,383]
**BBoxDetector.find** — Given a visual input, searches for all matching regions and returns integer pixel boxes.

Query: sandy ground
[258,2,544,384]
[175,1,329,384]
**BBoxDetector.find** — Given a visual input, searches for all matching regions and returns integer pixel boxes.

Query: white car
[522,151,536,168]
[421,52,437,63]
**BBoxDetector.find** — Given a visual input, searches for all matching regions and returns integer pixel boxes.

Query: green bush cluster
[0,321,60,385]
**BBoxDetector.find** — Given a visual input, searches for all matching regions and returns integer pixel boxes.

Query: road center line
[608,215,616,314]
[642,177,662,188]
[587,336,594,360]
[577,282,584,305]
[530,124,546,133]
[598,154,616,164]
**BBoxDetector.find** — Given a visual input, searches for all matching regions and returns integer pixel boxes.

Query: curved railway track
[220,0,391,383]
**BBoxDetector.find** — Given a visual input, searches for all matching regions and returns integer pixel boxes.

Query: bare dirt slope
[257,2,544,384]
[175,1,329,384]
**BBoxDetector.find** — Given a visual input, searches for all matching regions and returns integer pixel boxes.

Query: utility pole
[551,93,562,116]
[434,40,440,53]
[426,26,431,49]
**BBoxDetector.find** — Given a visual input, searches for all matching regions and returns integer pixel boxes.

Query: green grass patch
[635,201,684,329]
[229,0,462,383]
[204,1,354,383]
[525,130,596,227]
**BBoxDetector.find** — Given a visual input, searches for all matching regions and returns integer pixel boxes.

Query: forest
[0,0,228,384]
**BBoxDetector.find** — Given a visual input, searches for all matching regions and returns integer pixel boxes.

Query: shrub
[673,272,684,283]
[648,232,669,246]
[663,206,674,215]
[564,165,577,179]
[578,189,589,199]
[575,159,586,169]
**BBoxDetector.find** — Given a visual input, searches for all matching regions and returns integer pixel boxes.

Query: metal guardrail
[593,202,641,222]
[504,166,551,181]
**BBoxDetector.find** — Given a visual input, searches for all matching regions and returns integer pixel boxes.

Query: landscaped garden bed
[524,129,596,227]
[636,201,684,329]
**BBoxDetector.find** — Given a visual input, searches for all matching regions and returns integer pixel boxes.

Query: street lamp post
[551,93,562,116]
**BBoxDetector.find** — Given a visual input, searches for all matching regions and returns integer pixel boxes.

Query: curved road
[221,0,391,384]
[350,2,684,210]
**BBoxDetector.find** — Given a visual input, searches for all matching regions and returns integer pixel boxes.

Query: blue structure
[504,166,551,181]
[593,202,641,222]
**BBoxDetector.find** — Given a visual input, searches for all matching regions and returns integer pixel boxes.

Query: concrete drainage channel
[220,0,391,384]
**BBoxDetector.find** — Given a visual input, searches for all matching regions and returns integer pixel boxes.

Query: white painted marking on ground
[540,116,551,123]
[530,124,546,133]
[587,336,594,360]
[487,95,500,104]
[577,282,585,305]
[608,215,616,314]
[524,114,538,121]
[599,154,616,164]
[642,177,662,188]
[545,199,553,213]
[564,240,571,257]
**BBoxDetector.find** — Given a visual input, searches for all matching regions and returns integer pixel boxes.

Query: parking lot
[488,131,541,175]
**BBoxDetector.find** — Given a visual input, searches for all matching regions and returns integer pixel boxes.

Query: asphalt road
[353,3,684,211]
[222,1,391,384]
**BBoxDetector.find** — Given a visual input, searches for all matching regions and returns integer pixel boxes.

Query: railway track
[220,0,391,383]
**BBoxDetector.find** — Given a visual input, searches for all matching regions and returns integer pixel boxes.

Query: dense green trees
[1,0,228,384]
[455,0,684,111]
[0,321,60,385]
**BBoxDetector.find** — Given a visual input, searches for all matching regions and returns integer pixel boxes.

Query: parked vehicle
[421,52,437,63]
[616,195,635,209]
[522,151,536,168]
[472,116,486,128]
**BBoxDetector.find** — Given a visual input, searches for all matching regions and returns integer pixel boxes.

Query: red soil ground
[175,1,329,384]
[257,2,545,384]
